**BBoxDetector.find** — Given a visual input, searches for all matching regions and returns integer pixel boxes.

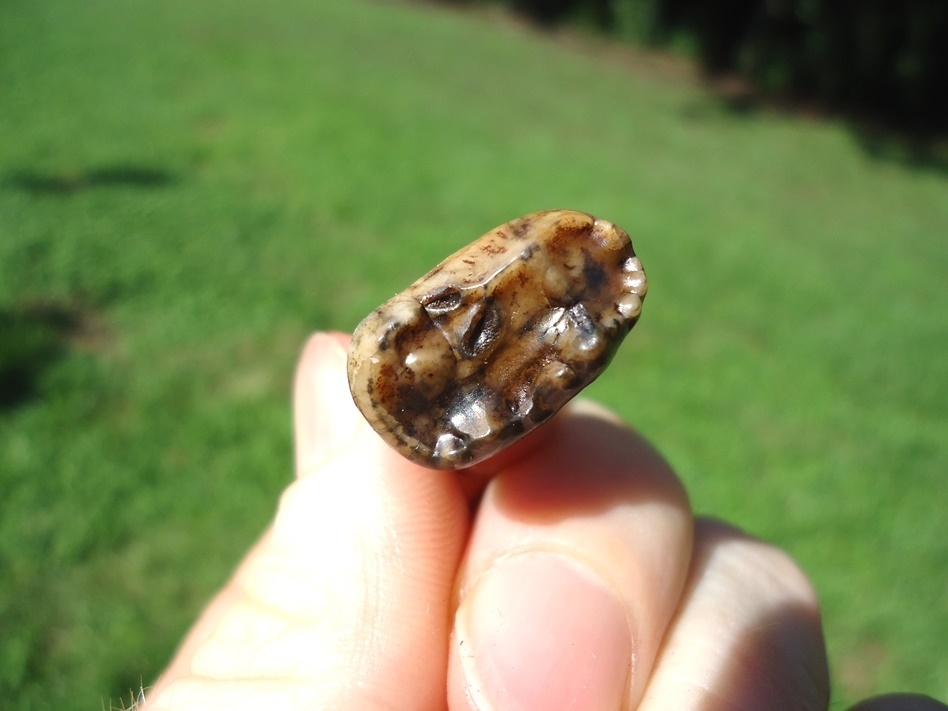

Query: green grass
[1,0,946,708]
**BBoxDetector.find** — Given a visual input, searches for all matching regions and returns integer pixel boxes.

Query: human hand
[143,332,944,711]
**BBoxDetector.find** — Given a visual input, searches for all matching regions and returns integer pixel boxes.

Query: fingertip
[293,331,359,477]
[458,397,650,505]
[489,403,690,525]
[295,331,351,377]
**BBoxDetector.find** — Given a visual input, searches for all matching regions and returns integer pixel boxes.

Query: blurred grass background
[1,0,945,708]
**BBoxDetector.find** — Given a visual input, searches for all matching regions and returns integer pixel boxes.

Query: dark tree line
[457,0,948,132]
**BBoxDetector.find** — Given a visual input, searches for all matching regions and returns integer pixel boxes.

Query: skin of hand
[142,332,945,711]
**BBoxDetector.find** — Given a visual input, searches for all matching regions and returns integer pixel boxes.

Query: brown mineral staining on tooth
[346,209,648,470]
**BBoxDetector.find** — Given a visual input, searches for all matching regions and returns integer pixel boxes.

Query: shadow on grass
[682,77,948,177]
[4,165,179,195]
[0,301,102,410]
[848,128,948,176]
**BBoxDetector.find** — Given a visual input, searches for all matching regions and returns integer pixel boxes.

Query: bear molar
[347,209,648,470]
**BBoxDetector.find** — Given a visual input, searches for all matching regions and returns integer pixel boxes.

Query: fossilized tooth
[347,209,647,470]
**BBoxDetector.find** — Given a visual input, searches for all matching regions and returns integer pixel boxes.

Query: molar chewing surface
[347,209,648,470]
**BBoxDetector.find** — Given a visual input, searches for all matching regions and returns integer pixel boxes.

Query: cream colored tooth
[347,209,647,470]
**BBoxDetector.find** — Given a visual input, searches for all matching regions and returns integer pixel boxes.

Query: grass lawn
[1,0,946,708]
